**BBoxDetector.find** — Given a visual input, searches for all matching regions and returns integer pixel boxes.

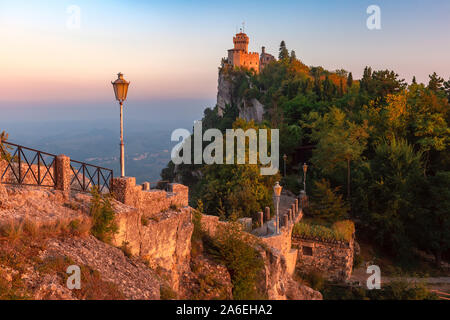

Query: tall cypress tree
[347,72,353,89]
[279,41,289,61]
[290,50,297,62]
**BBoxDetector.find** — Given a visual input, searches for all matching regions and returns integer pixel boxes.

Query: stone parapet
[111,177,189,217]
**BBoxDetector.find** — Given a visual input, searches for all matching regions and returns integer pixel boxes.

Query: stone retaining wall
[292,236,354,281]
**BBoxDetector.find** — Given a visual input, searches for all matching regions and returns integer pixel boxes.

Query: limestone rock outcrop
[216,70,265,123]
[45,236,160,299]
[111,205,193,293]
[260,248,322,300]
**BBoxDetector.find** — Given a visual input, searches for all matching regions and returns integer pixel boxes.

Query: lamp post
[273,181,282,234]
[302,163,308,194]
[283,154,287,177]
[112,73,130,178]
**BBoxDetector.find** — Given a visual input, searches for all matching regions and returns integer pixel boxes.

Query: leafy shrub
[89,188,118,243]
[207,222,265,300]
[303,270,325,291]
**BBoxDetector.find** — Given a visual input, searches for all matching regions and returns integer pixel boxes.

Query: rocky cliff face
[0,184,191,300]
[111,204,193,293]
[216,70,265,123]
[0,185,161,300]
[260,248,322,300]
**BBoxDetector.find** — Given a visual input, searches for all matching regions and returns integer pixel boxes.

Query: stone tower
[233,32,249,52]
[227,32,260,73]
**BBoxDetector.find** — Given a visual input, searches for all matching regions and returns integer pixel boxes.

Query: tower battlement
[225,32,275,74]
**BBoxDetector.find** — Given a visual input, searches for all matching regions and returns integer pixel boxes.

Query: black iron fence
[70,160,113,193]
[0,141,57,187]
[0,140,113,193]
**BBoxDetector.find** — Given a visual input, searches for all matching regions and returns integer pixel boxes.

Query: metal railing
[70,160,113,193]
[0,141,57,187]
[0,140,113,193]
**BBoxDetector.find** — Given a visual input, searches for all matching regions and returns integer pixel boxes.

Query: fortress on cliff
[225,30,275,73]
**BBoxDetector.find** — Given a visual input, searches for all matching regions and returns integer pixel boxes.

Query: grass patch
[293,220,355,243]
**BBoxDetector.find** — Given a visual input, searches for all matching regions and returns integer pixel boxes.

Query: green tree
[444,77,450,102]
[192,119,279,219]
[412,172,450,267]
[308,179,349,224]
[290,50,297,62]
[347,72,353,89]
[364,138,423,259]
[304,107,370,202]
[278,40,289,61]
[428,72,444,92]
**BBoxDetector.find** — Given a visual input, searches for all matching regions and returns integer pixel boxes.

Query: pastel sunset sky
[1,0,449,106]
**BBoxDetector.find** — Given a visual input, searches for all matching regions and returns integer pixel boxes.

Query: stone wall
[111,177,188,218]
[110,176,192,292]
[112,204,193,292]
[292,236,354,281]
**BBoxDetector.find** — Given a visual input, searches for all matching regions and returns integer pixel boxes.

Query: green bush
[89,187,118,243]
[304,271,325,291]
[207,222,265,300]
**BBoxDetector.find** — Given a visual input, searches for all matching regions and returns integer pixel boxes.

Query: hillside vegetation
[162,41,450,269]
